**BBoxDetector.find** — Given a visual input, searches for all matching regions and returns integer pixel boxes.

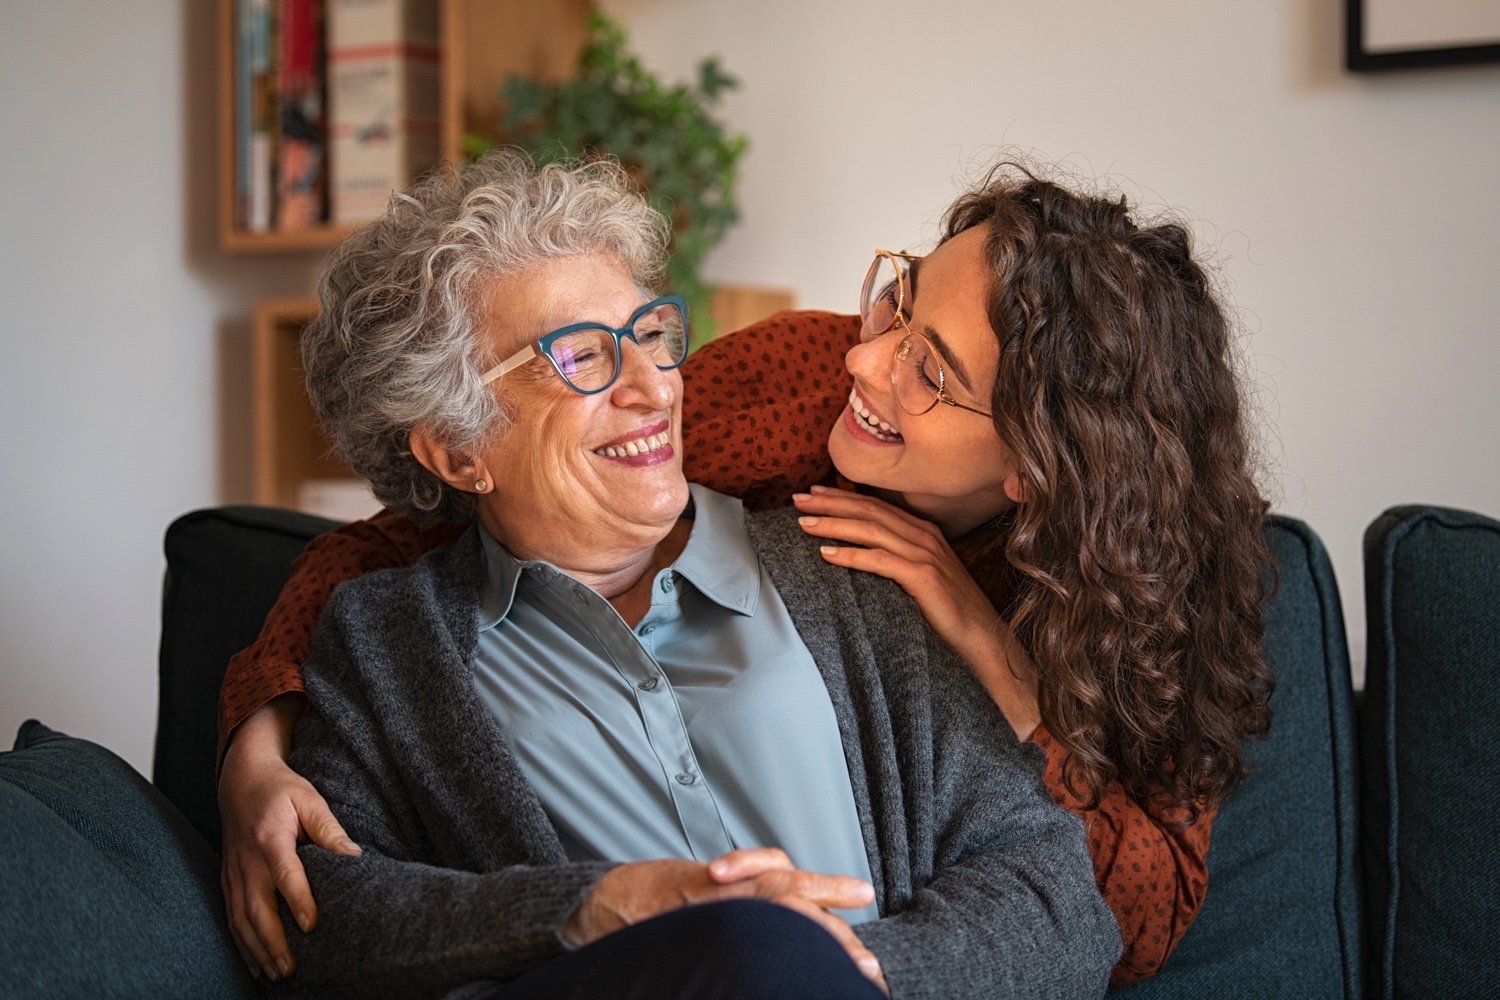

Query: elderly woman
[259,150,1115,998]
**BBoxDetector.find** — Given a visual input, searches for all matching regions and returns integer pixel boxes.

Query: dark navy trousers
[483,899,888,999]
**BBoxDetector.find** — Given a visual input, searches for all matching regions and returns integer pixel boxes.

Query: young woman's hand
[218,696,361,982]
[794,486,1040,739]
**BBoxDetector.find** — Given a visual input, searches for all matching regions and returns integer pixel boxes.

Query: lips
[847,388,903,442]
[592,420,672,460]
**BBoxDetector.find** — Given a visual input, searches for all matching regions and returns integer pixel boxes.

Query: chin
[643,474,691,522]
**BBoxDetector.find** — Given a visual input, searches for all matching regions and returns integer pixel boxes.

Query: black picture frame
[1346,0,1500,71]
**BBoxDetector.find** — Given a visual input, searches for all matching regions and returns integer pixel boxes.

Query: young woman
[217,161,1272,988]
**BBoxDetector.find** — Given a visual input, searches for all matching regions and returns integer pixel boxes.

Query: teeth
[848,389,902,441]
[594,430,671,458]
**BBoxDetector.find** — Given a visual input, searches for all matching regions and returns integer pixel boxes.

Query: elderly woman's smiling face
[470,254,688,565]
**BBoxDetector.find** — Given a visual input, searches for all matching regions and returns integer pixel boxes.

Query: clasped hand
[564,847,886,992]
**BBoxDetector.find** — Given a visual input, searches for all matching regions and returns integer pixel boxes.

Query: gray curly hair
[302,149,672,523]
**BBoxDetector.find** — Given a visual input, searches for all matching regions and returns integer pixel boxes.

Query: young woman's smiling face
[827,225,1021,536]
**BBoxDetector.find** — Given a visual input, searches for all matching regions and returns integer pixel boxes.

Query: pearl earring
[474,479,488,493]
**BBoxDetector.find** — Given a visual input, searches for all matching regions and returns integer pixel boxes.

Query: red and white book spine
[327,0,440,224]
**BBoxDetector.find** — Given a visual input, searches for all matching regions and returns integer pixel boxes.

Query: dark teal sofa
[2,504,1495,998]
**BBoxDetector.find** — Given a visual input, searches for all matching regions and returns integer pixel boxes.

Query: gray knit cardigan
[281,508,1120,999]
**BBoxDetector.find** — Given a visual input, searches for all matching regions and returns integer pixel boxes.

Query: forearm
[216,510,463,760]
[953,626,1040,742]
[284,844,614,998]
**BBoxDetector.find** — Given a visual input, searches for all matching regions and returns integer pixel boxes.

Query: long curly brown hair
[943,165,1275,821]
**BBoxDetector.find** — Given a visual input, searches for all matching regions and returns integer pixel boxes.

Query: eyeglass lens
[862,254,906,340]
[893,335,946,415]
[546,300,688,392]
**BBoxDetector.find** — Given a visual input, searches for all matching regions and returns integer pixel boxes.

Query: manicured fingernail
[277,958,293,979]
[820,546,838,556]
[798,516,819,526]
[340,837,362,855]
[810,484,830,493]
[296,910,312,932]
[792,492,811,501]
[859,956,881,976]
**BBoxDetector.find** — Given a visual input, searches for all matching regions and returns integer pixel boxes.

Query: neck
[477,507,692,625]
[872,486,1010,539]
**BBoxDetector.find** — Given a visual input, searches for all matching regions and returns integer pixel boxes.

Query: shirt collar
[476,482,760,630]
[476,527,531,630]
[673,483,760,618]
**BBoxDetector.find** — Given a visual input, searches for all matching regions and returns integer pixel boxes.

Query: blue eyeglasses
[480,296,690,395]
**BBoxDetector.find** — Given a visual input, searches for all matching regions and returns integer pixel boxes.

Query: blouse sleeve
[215,509,463,759]
[681,310,860,510]
[1031,723,1215,987]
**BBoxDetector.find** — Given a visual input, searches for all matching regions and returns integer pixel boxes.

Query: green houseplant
[469,12,748,344]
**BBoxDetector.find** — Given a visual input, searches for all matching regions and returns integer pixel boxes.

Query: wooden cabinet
[217,0,590,253]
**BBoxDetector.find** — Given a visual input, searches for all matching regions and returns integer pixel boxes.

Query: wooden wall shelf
[218,0,590,254]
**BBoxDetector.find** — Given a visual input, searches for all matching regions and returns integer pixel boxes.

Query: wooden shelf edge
[222,224,360,254]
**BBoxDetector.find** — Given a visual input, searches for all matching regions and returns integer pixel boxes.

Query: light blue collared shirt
[471,484,877,923]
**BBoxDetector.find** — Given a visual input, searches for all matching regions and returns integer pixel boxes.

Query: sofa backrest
[156,505,338,848]
[1361,505,1500,1000]
[1113,515,1362,999]
[157,507,1365,998]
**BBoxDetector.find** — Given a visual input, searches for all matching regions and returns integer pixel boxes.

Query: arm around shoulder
[217,507,464,760]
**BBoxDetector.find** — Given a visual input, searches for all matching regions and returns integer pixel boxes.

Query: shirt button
[660,576,674,593]
[638,676,660,691]
[640,623,656,636]
[675,772,697,785]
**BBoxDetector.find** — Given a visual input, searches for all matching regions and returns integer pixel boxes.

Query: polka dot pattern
[216,308,1206,984]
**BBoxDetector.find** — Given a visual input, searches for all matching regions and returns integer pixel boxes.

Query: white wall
[0,2,320,775]
[1,1,1495,774]
[604,0,1500,679]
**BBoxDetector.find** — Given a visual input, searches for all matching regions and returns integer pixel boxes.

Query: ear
[1002,467,1025,506]
[409,427,492,494]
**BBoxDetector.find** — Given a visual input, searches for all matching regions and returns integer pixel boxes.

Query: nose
[610,338,675,409]
[845,328,896,384]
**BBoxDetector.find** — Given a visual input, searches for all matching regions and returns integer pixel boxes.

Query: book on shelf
[236,0,276,231]
[276,0,327,229]
[327,0,441,224]
[233,0,333,235]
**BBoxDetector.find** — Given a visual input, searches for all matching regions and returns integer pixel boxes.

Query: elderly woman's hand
[218,696,361,982]
[564,849,886,991]
[794,486,1040,740]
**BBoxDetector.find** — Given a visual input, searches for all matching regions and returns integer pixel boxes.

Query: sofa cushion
[156,505,338,848]
[1113,515,1361,999]
[1361,505,1500,998]
[0,720,256,998]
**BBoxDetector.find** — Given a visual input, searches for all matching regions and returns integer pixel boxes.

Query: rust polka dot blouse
[218,309,1212,987]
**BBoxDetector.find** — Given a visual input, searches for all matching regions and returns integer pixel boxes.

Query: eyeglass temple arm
[479,345,541,386]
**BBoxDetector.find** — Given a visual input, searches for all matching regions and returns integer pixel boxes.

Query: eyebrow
[920,327,975,391]
[902,260,974,391]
